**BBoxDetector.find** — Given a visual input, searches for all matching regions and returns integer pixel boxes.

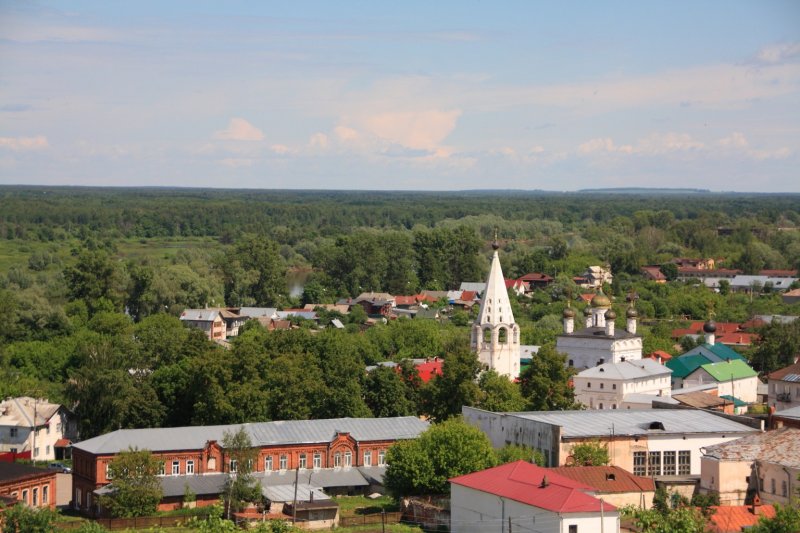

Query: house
[517,272,554,290]
[504,278,527,297]
[449,461,619,533]
[760,269,798,277]
[772,404,800,429]
[676,267,741,281]
[459,282,486,294]
[303,303,350,315]
[640,266,667,283]
[0,463,57,510]
[579,266,613,288]
[365,357,443,383]
[671,320,760,349]
[70,416,428,513]
[671,257,717,270]
[0,397,76,462]
[217,308,248,337]
[556,293,642,369]
[238,307,278,320]
[767,361,800,411]
[682,359,759,404]
[782,288,800,305]
[548,466,655,509]
[700,427,800,506]
[706,504,775,533]
[179,309,226,340]
[573,359,672,410]
[463,406,761,478]
[354,293,395,316]
[666,330,749,389]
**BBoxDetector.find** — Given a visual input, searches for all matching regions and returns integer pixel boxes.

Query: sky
[1,1,799,192]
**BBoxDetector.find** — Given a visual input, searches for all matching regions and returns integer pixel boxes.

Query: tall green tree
[477,370,526,412]
[221,235,286,306]
[222,427,262,518]
[99,447,163,518]
[519,344,578,411]
[364,365,416,417]
[64,248,128,314]
[423,347,482,422]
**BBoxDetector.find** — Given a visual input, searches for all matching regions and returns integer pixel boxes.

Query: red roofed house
[449,461,619,533]
[641,266,667,283]
[644,351,672,364]
[549,466,655,509]
[504,278,527,297]
[706,503,775,533]
[671,321,760,348]
[518,272,554,289]
[414,358,443,383]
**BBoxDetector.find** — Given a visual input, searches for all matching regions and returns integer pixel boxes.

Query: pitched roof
[0,397,63,428]
[238,307,278,318]
[507,408,757,438]
[548,466,655,494]
[703,427,800,468]
[667,344,747,379]
[645,350,672,362]
[450,461,616,514]
[768,361,800,381]
[73,417,429,455]
[707,504,775,533]
[773,404,800,420]
[180,309,221,322]
[693,359,757,382]
[672,391,729,409]
[666,354,711,379]
[0,463,55,484]
[577,359,671,380]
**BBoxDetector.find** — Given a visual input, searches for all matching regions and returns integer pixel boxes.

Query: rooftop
[504,408,758,439]
[0,396,63,428]
[0,462,55,484]
[577,359,671,380]
[695,359,757,382]
[768,361,800,382]
[450,461,616,514]
[548,466,655,494]
[702,427,800,468]
[73,417,428,455]
[706,504,775,533]
[559,326,640,340]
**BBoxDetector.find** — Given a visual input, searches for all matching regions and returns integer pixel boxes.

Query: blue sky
[1,1,799,191]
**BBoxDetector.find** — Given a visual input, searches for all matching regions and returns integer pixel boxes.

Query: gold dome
[591,292,611,308]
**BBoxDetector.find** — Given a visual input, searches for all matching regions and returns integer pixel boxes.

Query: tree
[568,440,610,466]
[749,503,800,533]
[63,248,128,314]
[222,426,261,517]
[659,262,679,282]
[221,235,286,306]
[518,344,578,411]
[495,444,545,466]
[477,370,526,412]
[384,418,497,496]
[99,447,163,518]
[364,365,416,417]
[2,504,58,533]
[750,320,800,373]
[621,504,708,533]
[422,347,482,422]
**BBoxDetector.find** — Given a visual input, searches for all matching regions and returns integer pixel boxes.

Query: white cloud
[213,118,264,141]
[218,157,254,167]
[579,133,704,156]
[717,132,792,160]
[352,109,462,151]
[308,133,329,150]
[578,137,633,154]
[718,132,749,149]
[270,144,292,155]
[757,43,800,64]
[0,136,49,151]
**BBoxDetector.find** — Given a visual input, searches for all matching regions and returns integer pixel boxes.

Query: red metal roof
[644,351,672,362]
[518,273,553,282]
[706,504,775,533]
[449,461,617,514]
[415,359,443,383]
[394,295,417,306]
[54,439,71,447]
[459,291,476,302]
[548,466,655,494]
[759,269,798,277]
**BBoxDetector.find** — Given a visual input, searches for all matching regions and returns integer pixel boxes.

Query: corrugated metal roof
[695,360,757,382]
[702,427,800,468]
[160,474,228,497]
[548,466,655,494]
[256,467,375,488]
[263,484,329,502]
[73,417,428,455]
[179,309,220,322]
[238,307,278,318]
[578,359,671,380]
[510,409,758,438]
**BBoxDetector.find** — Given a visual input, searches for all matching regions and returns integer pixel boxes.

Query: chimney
[540,475,549,488]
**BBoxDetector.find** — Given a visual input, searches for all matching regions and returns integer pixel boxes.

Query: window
[600,383,604,389]
[22,489,28,504]
[299,453,307,469]
[498,327,507,344]
[599,403,604,409]
[105,463,112,480]
[771,478,776,494]
[33,487,38,506]
[612,404,617,409]
[569,360,574,367]
[587,382,591,388]
[678,451,691,475]
[186,460,194,475]
[46,424,50,435]
[42,486,48,504]
[279,455,287,470]
[334,452,341,468]
[229,459,237,473]
[759,478,764,491]
[648,451,661,476]
[158,462,165,476]
[46,445,50,456]
[313,453,321,469]
[172,461,180,475]
[10,428,18,438]
[633,451,646,476]
[612,384,617,390]
[344,451,352,467]
[569,526,578,533]
[265,456,273,471]
[364,451,372,467]
[663,451,676,476]
[34,447,39,457]
[378,450,386,466]
[784,480,789,497]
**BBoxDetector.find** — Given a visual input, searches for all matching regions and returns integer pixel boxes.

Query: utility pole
[292,466,299,524]
[508,516,512,533]
[31,397,39,467]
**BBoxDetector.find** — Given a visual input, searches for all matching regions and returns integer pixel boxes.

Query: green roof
[719,395,748,407]
[666,354,712,379]
[697,359,757,382]
[703,343,746,362]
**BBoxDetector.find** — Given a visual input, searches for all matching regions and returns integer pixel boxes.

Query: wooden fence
[339,511,401,527]
[55,513,210,530]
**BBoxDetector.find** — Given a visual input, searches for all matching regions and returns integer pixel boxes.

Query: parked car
[48,462,71,473]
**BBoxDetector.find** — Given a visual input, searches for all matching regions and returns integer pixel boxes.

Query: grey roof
[730,275,797,289]
[256,466,378,488]
[275,311,318,320]
[331,319,345,329]
[238,307,278,318]
[262,484,329,502]
[508,408,759,439]
[459,282,486,293]
[774,405,800,420]
[73,417,428,455]
[559,326,640,340]
[753,315,799,325]
[622,393,679,406]
[702,427,800,468]
[577,359,671,380]
[159,474,228,498]
[180,309,220,322]
[520,345,540,358]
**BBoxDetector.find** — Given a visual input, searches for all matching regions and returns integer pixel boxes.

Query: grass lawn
[333,495,398,516]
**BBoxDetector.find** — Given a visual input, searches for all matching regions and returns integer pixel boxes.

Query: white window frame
[265,456,273,471]
[364,451,372,467]
[172,460,180,475]
[344,451,352,467]
[42,485,49,504]
[313,453,321,469]
[334,452,341,468]
[299,453,307,469]
[186,460,194,475]
[378,450,386,466]
[279,455,287,470]
[158,462,165,476]
[229,459,237,473]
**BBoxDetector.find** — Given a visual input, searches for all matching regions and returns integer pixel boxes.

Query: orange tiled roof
[706,504,775,533]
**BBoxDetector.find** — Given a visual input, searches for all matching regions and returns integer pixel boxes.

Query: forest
[1,186,800,440]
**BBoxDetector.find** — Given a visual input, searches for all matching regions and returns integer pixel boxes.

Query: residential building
[700,427,800,506]
[179,309,226,340]
[706,504,775,533]
[365,357,443,383]
[767,361,800,411]
[70,416,428,513]
[0,462,57,509]
[580,265,613,288]
[463,406,761,478]
[666,329,748,389]
[549,466,655,509]
[0,397,76,462]
[782,288,800,305]
[573,359,672,410]
[640,266,667,283]
[517,272,554,290]
[450,461,619,533]
[556,295,642,369]
[682,360,759,404]
[470,241,520,380]
[772,404,800,429]
[671,257,717,270]
[353,293,395,316]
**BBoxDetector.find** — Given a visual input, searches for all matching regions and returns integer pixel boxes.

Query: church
[470,240,520,380]
[556,292,642,369]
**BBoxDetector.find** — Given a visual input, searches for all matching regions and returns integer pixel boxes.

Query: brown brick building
[0,462,57,510]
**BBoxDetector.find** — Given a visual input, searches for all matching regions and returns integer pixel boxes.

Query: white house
[450,460,619,533]
[580,266,614,289]
[556,294,642,369]
[0,397,76,461]
[470,241,520,380]
[683,359,759,404]
[767,361,800,411]
[574,359,672,410]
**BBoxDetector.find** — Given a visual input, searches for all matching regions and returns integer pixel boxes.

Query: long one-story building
[71,416,428,514]
[463,407,761,479]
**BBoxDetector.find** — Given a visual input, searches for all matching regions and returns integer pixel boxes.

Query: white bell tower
[470,240,520,380]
